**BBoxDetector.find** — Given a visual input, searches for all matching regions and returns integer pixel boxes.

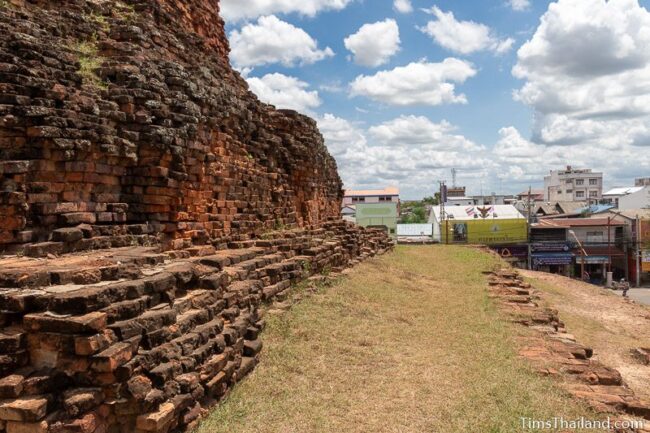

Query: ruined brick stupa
[0,1,392,432]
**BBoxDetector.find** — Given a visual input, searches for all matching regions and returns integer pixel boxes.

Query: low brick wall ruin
[0,222,392,433]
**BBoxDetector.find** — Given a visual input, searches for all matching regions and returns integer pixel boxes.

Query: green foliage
[72,39,108,90]
[400,201,428,224]
[115,1,137,21]
[423,194,440,205]
[86,12,110,32]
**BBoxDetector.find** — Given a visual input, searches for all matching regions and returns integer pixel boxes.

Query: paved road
[613,288,650,306]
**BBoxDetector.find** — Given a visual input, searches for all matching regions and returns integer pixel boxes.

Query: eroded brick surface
[0,0,342,255]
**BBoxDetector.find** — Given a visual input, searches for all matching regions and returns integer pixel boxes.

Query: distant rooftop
[603,186,644,196]
[535,218,625,228]
[433,205,525,221]
[344,187,399,197]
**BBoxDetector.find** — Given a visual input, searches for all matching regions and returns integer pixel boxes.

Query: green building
[355,202,398,236]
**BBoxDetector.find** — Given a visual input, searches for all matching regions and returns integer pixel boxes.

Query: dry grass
[521,270,650,401]
[197,246,599,433]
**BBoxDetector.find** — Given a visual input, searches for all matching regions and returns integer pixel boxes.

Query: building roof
[518,189,544,196]
[534,218,625,228]
[575,204,615,214]
[433,205,525,221]
[603,186,644,196]
[604,209,650,220]
[535,201,588,216]
[344,187,399,197]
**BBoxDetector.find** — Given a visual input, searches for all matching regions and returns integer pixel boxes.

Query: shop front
[491,245,528,269]
[574,255,609,284]
[531,252,574,276]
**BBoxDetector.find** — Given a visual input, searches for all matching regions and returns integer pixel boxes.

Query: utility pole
[636,215,641,287]
[607,216,612,273]
[570,230,588,282]
[527,186,532,270]
[439,181,447,244]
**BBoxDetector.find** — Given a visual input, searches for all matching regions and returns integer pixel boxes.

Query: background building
[354,202,399,236]
[635,177,650,187]
[432,205,527,246]
[544,166,603,203]
[603,186,650,209]
[343,187,399,206]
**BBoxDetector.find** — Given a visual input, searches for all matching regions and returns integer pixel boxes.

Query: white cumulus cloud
[512,0,650,160]
[509,0,531,11]
[393,0,413,13]
[344,19,401,67]
[247,73,321,114]
[319,114,490,197]
[230,15,334,69]
[419,6,515,55]
[221,0,354,21]
[349,59,477,106]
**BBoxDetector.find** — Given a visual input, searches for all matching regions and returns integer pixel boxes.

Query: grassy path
[197,246,597,433]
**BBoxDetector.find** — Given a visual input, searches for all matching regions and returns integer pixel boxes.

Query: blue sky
[221,0,650,199]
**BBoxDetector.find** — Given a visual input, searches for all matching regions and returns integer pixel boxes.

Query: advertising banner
[532,253,573,266]
[641,219,650,243]
[491,245,528,259]
[643,250,650,273]
[530,242,571,253]
[462,220,528,245]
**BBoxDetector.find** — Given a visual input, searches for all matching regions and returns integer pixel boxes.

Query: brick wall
[0,0,343,255]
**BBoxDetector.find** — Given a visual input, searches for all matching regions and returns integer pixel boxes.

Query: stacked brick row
[0,223,393,433]
[487,269,650,428]
[0,0,342,255]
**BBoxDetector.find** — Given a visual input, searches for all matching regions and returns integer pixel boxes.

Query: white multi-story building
[603,186,650,209]
[543,166,603,203]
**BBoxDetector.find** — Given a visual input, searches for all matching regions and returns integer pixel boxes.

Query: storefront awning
[532,252,573,266]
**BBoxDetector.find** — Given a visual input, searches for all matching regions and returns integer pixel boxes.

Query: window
[566,189,573,193]
[565,179,573,184]
[453,223,468,243]
[575,191,585,198]
[586,231,604,243]
[589,190,598,197]
[589,178,598,185]
[351,197,365,203]
[379,196,393,202]
[576,179,584,185]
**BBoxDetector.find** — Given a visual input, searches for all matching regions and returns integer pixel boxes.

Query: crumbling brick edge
[0,223,394,433]
[486,266,650,432]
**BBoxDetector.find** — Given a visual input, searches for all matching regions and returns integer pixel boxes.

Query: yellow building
[432,205,528,245]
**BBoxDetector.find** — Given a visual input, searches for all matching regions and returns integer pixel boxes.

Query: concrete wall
[619,187,650,210]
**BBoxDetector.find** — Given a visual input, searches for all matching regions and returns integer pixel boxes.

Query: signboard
[444,219,528,245]
[577,256,609,265]
[530,242,571,253]
[396,224,433,237]
[643,250,650,272]
[532,253,573,266]
[641,219,650,243]
[491,245,528,259]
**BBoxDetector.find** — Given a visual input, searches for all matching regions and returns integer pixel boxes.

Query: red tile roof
[535,218,625,228]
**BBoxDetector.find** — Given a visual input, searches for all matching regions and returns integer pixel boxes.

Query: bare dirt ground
[521,270,650,402]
